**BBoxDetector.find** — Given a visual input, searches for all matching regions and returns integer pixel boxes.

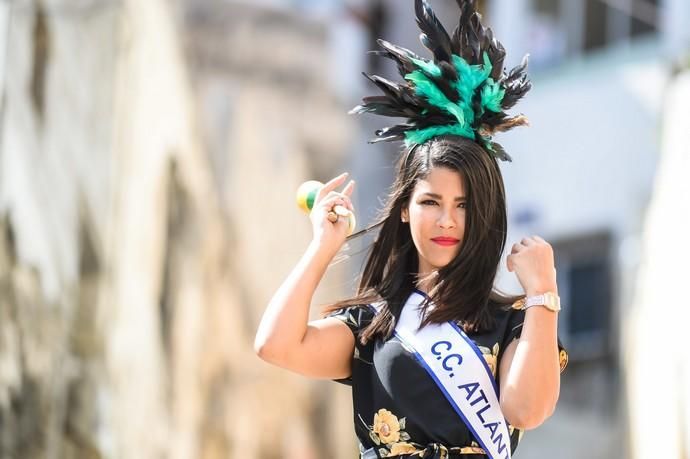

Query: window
[525,0,660,67]
[552,231,614,360]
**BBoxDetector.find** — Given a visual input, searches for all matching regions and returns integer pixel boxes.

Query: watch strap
[522,292,561,312]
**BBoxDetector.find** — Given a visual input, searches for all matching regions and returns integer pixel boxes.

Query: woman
[255,1,567,457]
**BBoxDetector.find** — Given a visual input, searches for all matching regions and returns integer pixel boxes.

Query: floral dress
[326,291,568,458]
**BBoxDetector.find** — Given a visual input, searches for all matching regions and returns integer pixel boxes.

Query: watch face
[545,293,561,311]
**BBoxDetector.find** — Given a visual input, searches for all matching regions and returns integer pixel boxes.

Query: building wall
[0,1,356,458]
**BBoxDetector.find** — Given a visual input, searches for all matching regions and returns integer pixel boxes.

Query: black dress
[326,290,568,458]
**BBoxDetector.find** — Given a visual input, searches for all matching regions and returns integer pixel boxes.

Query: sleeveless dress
[326,290,568,458]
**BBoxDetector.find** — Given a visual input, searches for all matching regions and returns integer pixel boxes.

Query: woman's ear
[401,208,409,223]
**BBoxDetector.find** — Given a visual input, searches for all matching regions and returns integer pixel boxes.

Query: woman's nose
[437,209,456,228]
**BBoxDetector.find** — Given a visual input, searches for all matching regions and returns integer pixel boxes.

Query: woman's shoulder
[485,298,569,374]
[465,299,525,348]
[324,303,378,335]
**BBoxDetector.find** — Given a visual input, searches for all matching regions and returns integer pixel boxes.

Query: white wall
[501,41,666,239]
[625,69,690,459]
[0,3,9,97]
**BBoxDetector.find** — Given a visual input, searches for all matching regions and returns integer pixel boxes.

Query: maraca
[296,180,356,236]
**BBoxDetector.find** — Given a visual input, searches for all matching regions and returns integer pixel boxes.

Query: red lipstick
[431,237,460,246]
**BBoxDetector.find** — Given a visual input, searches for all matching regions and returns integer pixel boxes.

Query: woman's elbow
[254,336,279,362]
[505,411,546,430]
[502,401,557,430]
[254,338,268,358]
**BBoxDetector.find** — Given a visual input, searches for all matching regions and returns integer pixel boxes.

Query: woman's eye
[419,200,466,208]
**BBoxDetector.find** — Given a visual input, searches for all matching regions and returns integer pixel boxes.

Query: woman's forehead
[413,167,465,194]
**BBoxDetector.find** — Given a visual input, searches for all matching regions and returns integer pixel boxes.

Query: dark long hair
[322,136,520,344]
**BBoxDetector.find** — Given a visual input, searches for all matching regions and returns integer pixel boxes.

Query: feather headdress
[350,0,531,161]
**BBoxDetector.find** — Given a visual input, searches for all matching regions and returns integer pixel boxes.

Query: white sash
[381,291,512,459]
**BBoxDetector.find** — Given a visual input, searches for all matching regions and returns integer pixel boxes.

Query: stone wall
[0,1,355,457]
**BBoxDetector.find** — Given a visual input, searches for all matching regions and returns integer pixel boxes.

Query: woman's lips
[431,237,459,246]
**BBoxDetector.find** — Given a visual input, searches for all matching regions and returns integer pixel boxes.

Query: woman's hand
[506,235,557,295]
[310,172,356,255]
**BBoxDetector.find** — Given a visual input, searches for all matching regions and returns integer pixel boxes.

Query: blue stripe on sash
[393,329,494,458]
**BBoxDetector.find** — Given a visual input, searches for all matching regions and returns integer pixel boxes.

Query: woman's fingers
[512,235,544,253]
[342,180,355,197]
[322,186,355,212]
[317,173,349,201]
[532,235,549,246]
[314,175,356,212]
[508,236,557,288]
[511,243,524,254]
[342,183,355,211]
[319,194,353,216]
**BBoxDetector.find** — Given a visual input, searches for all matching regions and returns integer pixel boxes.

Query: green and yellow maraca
[296,180,356,236]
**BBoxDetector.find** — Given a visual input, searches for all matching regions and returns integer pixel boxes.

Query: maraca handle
[329,205,356,236]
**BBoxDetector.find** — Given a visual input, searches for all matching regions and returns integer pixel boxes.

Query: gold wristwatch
[519,292,561,312]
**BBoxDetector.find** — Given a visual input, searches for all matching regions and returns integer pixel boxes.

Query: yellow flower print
[478,343,500,376]
[459,446,486,454]
[388,442,419,456]
[373,409,401,444]
[559,349,568,372]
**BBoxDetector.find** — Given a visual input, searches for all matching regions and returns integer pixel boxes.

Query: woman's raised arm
[253,173,357,379]
[499,236,561,429]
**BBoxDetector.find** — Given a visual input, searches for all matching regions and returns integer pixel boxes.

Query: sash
[374,291,512,459]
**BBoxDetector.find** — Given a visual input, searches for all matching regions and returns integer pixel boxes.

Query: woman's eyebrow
[420,192,466,201]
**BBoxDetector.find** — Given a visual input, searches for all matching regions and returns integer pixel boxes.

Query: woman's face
[402,166,467,278]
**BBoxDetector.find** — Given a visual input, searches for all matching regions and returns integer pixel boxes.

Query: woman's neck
[415,270,438,294]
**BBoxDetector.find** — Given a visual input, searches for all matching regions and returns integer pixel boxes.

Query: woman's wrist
[524,284,558,297]
[307,238,340,261]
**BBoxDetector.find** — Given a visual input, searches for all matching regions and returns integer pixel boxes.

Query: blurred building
[1,0,686,458]
[0,0,356,458]
[624,67,690,459]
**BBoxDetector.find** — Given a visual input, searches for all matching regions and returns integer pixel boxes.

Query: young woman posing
[255,1,567,457]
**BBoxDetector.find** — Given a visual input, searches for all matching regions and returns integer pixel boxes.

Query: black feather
[363,73,406,102]
[369,134,405,144]
[413,62,461,103]
[486,39,506,80]
[374,39,421,75]
[488,142,512,162]
[376,125,414,137]
[478,111,508,127]
[415,0,453,63]
[355,96,418,118]
[501,55,531,110]
[438,61,458,82]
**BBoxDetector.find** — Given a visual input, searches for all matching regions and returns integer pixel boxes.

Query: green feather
[405,70,466,125]
[449,52,493,124]
[481,79,505,113]
[410,57,442,78]
[403,52,506,146]
[404,124,475,147]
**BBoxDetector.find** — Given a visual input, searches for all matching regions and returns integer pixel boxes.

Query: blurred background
[0,0,688,458]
